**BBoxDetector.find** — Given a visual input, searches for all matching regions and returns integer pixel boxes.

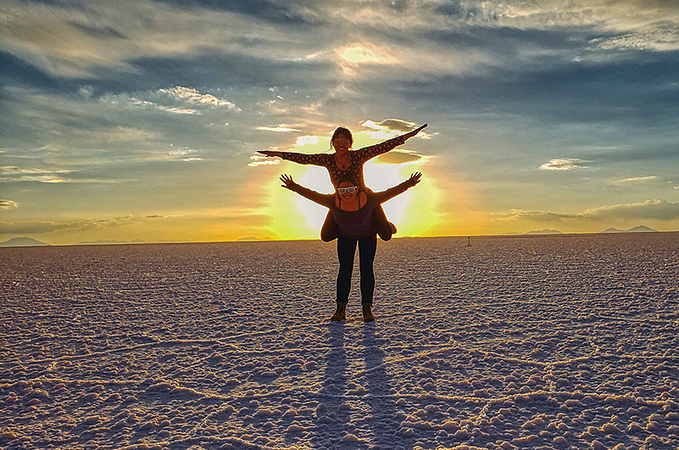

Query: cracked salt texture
[1,234,678,449]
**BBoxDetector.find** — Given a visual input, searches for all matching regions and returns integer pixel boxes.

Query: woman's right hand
[280,174,296,189]
[407,172,422,186]
[259,150,283,158]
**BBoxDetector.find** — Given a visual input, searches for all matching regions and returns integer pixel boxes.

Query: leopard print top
[277,135,406,188]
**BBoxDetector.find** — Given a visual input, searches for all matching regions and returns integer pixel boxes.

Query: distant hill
[77,239,146,245]
[626,225,658,233]
[0,237,50,247]
[525,229,563,235]
[601,225,658,233]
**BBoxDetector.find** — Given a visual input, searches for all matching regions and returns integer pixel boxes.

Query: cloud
[0,166,71,175]
[500,199,679,223]
[335,42,399,76]
[167,148,204,162]
[100,86,239,117]
[613,175,658,185]
[155,0,317,26]
[0,215,139,235]
[539,158,588,171]
[256,124,301,132]
[0,165,127,184]
[145,215,165,219]
[248,153,280,167]
[0,166,114,183]
[374,150,424,165]
[0,199,18,210]
[585,199,679,221]
[361,119,430,140]
[295,135,319,147]
[496,209,585,222]
[158,86,239,110]
[363,119,417,133]
[1,0,324,81]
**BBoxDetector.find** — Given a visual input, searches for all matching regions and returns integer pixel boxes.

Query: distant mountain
[626,225,658,233]
[525,229,563,235]
[0,237,50,247]
[601,225,658,233]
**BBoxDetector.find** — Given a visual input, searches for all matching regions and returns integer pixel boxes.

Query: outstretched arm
[259,150,329,167]
[356,124,427,163]
[280,174,334,208]
[373,172,422,204]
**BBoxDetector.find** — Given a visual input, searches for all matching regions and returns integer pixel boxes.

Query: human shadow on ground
[295,323,352,448]
[360,323,410,449]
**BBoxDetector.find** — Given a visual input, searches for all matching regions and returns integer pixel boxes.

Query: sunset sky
[2,0,679,244]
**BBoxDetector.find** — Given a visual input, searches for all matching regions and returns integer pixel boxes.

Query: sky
[1,0,679,244]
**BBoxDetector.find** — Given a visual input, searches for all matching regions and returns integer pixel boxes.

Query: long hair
[330,127,353,149]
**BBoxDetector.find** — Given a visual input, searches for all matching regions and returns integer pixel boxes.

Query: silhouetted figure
[281,172,422,322]
[260,124,426,242]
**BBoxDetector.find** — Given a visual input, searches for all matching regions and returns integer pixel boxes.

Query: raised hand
[280,174,296,189]
[402,124,427,141]
[258,150,283,158]
[407,172,422,186]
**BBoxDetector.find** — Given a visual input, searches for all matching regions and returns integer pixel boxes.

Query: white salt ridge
[1,234,678,449]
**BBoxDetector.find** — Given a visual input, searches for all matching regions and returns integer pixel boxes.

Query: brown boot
[330,302,347,322]
[362,303,375,322]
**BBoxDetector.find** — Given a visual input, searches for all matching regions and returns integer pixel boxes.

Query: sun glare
[294,167,334,231]
[266,133,441,240]
[364,159,438,237]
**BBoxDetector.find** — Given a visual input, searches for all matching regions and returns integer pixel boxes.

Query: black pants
[336,235,377,305]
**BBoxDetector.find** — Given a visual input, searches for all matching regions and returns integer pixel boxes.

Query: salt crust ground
[1,234,678,450]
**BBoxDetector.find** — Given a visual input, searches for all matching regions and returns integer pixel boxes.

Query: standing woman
[259,124,427,242]
[280,172,422,322]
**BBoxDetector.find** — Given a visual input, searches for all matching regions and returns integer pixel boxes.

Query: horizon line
[2,229,678,248]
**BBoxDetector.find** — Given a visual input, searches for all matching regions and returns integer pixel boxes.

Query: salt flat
[1,234,678,449]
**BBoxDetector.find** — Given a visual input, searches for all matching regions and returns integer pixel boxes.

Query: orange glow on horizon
[265,153,445,240]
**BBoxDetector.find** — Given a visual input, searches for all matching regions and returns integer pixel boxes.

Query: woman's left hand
[407,172,422,186]
[280,174,296,189]
[402,124,427,141]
